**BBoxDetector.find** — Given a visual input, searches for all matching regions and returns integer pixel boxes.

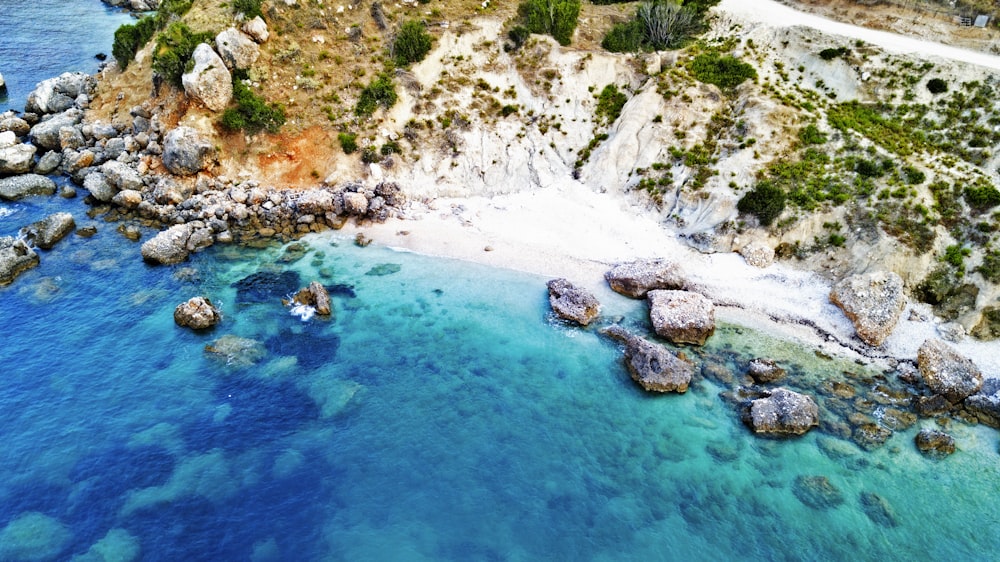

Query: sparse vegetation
[595,85,627,126]
[338,132,359,154]
[689,51,757,91]
[220,78,285,134]
[799,123,827,145]
[232,0,262,18]
[818,47,849,60]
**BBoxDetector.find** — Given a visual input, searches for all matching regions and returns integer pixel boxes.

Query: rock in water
[648,289,715,345]
[747,358,785,383]
[174,296,222,330]
[141,223,203,265]
[0,142,37,175]
[181,43,232,111]
[792,475,844,510]
[829,271,906,346]
[21,212,75,250]
[859,492,899,528]
[744,387,819,435]
[604,258,686,298]
[232,271,301,304]
[215,28,260,70]
[0,174,56,200]
[0,236,40,285]
[292,281,333,316]
[914,428,956,457]
[605,325,694,393]
[917,338,982,403]
[162,127,214,176]
[546,278,600,326]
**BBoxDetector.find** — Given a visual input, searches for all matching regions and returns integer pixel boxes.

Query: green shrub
[361,148,381,164]
[902,165,926,185]
[112,16,157,69]
[942,244,970,269]
[232,0,263,18]
[595,84,627,126]
[220,79,286,134]
[737,182,786,226]
[601,20,645,53]
[380,141,401,155]
[500,104,519,117]
[355,73,398,117]
[338,132,359,154]
[964,182,1000,211]
[798,123,827,145]
[152,22,214,87]
[517,0,580,46]
[393,20,433,67]
[977,250,1000,283]
[507,26,531,51]
[818,47,848,60]
[855,158,882,178]
[927,78,948,94]
[688,51,756,91]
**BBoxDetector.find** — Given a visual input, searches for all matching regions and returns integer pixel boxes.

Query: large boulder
[0,236,40,285]
[0,115,31,137]
[648,289,715,345]
[738,240,775,268]
[292,281,333,316]
[0,174,56,200]
[0,142,36,175]
[174,296,222,330]
[914,428,956,457]
[342,192,369,215]
[917,338,982,403]
[605,258,686,298]
[546,278,600,326]
[83,171,116,202]
[296,189,335,214]
[606,326,694,393]
[141,223,213,265]
[28,109,83,150]
[242,16,270,43]
[181,44,233,112]
[829,271,906,346]
[101,160,143,191]
[215,28,260,70]
[21,212,75,250]
[747,358,785,383]
[162,127,214,176]
[25,72,95,115]
[743,387,819,435]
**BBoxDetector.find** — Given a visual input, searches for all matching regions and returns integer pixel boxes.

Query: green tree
[737,182,786,226]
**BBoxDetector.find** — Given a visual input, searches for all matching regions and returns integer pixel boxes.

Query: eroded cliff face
[79,0,1000,335]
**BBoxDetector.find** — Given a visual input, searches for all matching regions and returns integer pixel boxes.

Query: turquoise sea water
[4,4,1000,561]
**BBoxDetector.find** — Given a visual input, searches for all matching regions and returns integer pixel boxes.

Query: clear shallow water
[3,4,1000,562]
[0,0,133,113]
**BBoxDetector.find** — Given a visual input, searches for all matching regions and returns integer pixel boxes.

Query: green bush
[220,79,286,134]
[965,182,1000,211]
[737,182,786,226]
[926,78,948,94]
[232,0,263,18]
[595,84,627,126]
[338,132,359,154]
[380,141,401,155]
[361,148,381,164]
[601,0,707,53]
[688,51,756,91]
[798,123,827,145]
[517,0,580,46]
[355,73,398,117]
[506,26,531,51]
[112,16,157,69]
[977,250,1000,283]
[902,165,926,185]
[601,20,645,53]
[393,20,433,67]
[152,22,214,87]
[818,47,848,60]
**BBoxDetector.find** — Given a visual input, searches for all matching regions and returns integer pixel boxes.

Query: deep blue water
[3,4,1000,562]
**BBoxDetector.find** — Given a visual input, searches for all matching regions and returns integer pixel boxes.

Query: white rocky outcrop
[181,44,233,112]
[215,28,260,70]
[242,16,270,43]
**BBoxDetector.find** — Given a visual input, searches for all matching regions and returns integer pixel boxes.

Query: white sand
[335,0,1000,378]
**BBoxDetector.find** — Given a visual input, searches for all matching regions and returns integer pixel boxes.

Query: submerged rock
[21,212,75,250]
[859,491,899,528]
[0,511,72,561]
[546,278,600,326]
[604,258,686,298]
[747,358,785,383]
[829,271,906,346]
[792,475,844,510]
[174,296,222,330]
[0,174,57,200]
[648,289,715,345]
[232,270,301,304]
[205,335,266,367]
[0,236,40,285]
[852,423,892,451]
[917,338,982,403]
[605,325,694,393]
[744,388,819,436]
[914,428,956,457]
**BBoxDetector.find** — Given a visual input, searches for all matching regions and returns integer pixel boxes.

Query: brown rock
[914,428,956,457]
[917,338,982,403]
[174,296,222,330]
[744,388,819,435]
[604,258,686,298]
[747,358,785,383]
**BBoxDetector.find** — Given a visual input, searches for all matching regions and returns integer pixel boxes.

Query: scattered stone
[0,236,40,285]
[747,358,785,383]
[343,192,369,215]
[859,492,899,527]
[829,271,906,346]
[792,475,844,510]
[648,289,715,345]
[215,28,260,70]
[914,428,956,457]
[162,127,214,176]
[743,387,819,435]
[0,174,57,200]
[738,240,775,268]
[34,150,62,174]
[181,44,233,111]
[141,223,207,265]
[21,212,75,250]
[118,224,142,241]
[546,278,600,326]
[242,16,270,43]
[292,281,332,316]
[174,296,222,330]
[605,258,686,298]
[76,225,98,238]
[83,172,115,202]
[28,108,83,150]
[917,338,982,403]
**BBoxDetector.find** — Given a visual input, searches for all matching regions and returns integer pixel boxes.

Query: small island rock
[829,271,906,346]
[648,289,715,345]
[21,212,75,250]
[0,236,40,285]
[174,296,222,330]
[546,278,600,326]
[917,338,982,403]
[605,258,686,298]
[744,387,819,435]
[747,358,786,383]
[292,281,333,316]
[606,326,694,393]
[914,428,956,457]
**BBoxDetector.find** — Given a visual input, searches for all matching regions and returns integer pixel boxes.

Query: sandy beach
[333,0,1000,377]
